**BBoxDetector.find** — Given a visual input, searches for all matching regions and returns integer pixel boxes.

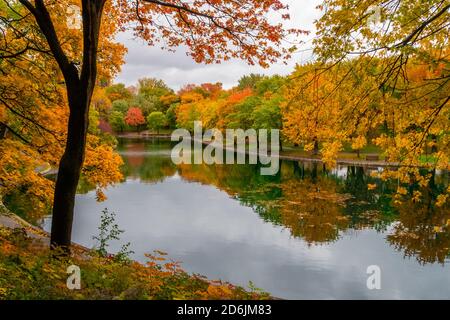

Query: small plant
[92,208,134,263]
[247,281,270,297]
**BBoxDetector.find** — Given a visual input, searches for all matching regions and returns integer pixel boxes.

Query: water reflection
[119,140,177,182]
[388,193,450,265]
[44,138,450,299]
[114,138,449,263]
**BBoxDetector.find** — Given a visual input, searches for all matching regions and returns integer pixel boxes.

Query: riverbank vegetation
[0,0,449,300]
[99,60,449,205]
[1,0,300,250]
[2,1,447,230]
[0,224,268,300]
[92,1,450,209]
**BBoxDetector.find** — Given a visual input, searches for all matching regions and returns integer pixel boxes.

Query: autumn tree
[282,60,379,163]
[109,111,127,132]
[198,83,223,99]
[159,93,180,107]
[226,96,259,130]
[106,83,132,102]
[165,103,178,129]
[216,88,253,129]
[125,107,146,130]
[111,99,130,114]
[238,74,265,90]
[309,0,450,203]
[135,77,172,113]
[147,111,166,134]
[1,0,301,249]
[388,190,450,265]
[138,77,171,96]
[129,93,157,116]
[91,87,112,116]
[1,0,124,232]
[176,91,203,132]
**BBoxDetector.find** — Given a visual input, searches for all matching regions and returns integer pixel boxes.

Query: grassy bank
[0,209,269,300]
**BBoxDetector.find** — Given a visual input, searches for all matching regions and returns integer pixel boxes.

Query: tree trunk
[50,85,89,249]
[313,139,319,156]
[430,134,438,153]
[0,123,7,139]
[50,0,105,249]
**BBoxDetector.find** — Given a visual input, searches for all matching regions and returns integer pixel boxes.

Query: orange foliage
[125,107,146,127]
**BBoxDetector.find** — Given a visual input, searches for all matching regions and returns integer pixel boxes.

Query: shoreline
[0,197,92,257]
[116,133,400,168]
[0,199,278,299]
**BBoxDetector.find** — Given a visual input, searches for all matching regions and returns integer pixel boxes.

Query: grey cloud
[114,0,322,90]
[117,32,198,71]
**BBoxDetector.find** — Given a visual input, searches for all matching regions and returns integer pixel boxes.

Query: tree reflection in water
[71,138,450,265]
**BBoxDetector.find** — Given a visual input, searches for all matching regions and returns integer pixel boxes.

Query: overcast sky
[114,0,322,90]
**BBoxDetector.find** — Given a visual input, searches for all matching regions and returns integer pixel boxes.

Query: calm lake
[42,138,450,299]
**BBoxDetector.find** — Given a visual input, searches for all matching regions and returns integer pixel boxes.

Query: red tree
[125,107,146,130]
[7,0,303,249]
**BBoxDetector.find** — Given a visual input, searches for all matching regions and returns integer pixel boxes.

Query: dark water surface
[41,138,450,299]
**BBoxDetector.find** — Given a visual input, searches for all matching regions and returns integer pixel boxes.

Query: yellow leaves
[367,183,377,190]
[145,251,169,265]
[304,142,315,152]
[206,284,233,299]
[0,104,6,122]
[160,94,179,106]
[417,175,430,188]
[41,262,62,280]
[408,64,430,82]
[397,187,408,196]
[0,0,127,216]
[282,61,378,164]
[436,194,448,207]
[91,87,112,113]
[95,189,107,202]
[180,92,204,104]
[0,139,55,217]
[153,250,168,256]
[0,287,7,298]
[282,42,449,205]
[412,191,422,203]
[351,136,367,151]
[370,170,380,178]
[83,135,124,197]
[321,141,343,168]
[435,152,450,171]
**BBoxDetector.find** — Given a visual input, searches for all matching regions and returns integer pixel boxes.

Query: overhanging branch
[17,0,79,85]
